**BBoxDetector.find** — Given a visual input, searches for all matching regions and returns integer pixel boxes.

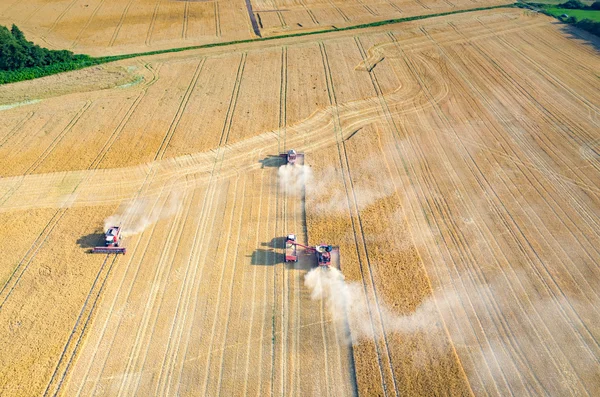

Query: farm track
[1,8,599,397]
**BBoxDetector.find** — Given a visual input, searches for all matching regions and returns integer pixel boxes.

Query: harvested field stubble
[0,7,599,397]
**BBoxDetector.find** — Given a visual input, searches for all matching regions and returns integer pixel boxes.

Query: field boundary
[0,4,516,85]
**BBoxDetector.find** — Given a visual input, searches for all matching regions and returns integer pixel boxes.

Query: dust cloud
[304,267,439,344]
[278,163,312,196]
[103,192,181,237]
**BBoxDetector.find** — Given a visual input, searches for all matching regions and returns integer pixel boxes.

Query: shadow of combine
[77,231,105,249]
[249,248,284,266]
[259,155,284,168]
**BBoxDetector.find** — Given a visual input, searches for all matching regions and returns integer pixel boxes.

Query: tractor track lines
[433,36,600,348]
[300,0,319,25]
[115,191,191,395]
[0,209,68,310]
[0,111,35,150]
[45,0,80,36]
[327,0,350,23]
[213,176,250,395]
[70,0,107,49]
[108,0,135,47]
[24,101,92,176]
[319,40,393,397]
[215,0,221,37]
[398,39,555,394]
[198,176,242,395]
[479,19,599,117]
[220,53,247,146]
[446,26,600,248]
[354,33,473,394]
[0,81,158,319]
[383,32,509,394]
[182,1,190,39]
[241,169,266,397]
[74,185,171,396]
[145,0,162,46]
[127,192,198,396]
[426,27,600,302]
[154,58,206,161]
[154,170,223,397]
[452,24,600,178]
[396,30,600,390]
[43,254,119,397]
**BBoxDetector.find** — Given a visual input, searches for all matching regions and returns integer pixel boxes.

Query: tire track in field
[355,0,378,16]
[276,44,290,397]
[420,25,600,375]
[319,41,391,396]
[220,53,247,146]
[404,60,551,396]
[435,31,600,273]
[213,176,250,394]
[353,34,474,395]
[42,255,119,397]
[108,0,135,47]
[478,25,600,172]
[70,0,107,49]
[214,0,221,37]
[44,0,80,36]
[198,176,242,395]
[154,58,205,161]
[170,56,249,394]
[115,192,191,395]
[126,192,199,395]
[446,25,600,247]
[158,169,225,397]
[24,101,92,176]
[471,20,600,161]
[0,209,68,310]
[0,112,35,150]
[427,29,600,360]
[182,1,190,39]
[396,38,548,395]
[145,0,162,46]
[0,102,93,308]
[240,170,266,397]
[73,184,173,396]
[452,23,600,180]
[328,0,350,22]
[0,68,160,310]
[22,2,47,24]
[300,0,319,24]
[396,31,599,392]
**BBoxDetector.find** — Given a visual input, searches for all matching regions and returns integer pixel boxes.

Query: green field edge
[0,3,516,86]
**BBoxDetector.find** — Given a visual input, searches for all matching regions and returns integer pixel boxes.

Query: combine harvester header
[285,234,338,269]
[92,226,126,254]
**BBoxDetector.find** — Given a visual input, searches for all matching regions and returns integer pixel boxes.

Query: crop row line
[319,40,391,396]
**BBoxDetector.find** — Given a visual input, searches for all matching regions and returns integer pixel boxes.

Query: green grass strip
[1,3,515,86]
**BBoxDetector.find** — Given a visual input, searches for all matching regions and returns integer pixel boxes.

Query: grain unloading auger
[279,149,304,165]
[285,234,338,268]
[92,226,126,254]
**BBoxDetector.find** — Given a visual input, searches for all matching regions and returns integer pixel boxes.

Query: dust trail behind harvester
[304,268,440,344]
[103,191,181,237]
[278,163,312,196]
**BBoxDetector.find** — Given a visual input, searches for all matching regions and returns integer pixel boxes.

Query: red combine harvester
[285,234,338,268]
[92,226,126,254]
[279,149,304,165]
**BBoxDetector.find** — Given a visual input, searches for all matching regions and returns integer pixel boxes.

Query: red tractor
[92,226,126,254]
[285,234,338,268]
